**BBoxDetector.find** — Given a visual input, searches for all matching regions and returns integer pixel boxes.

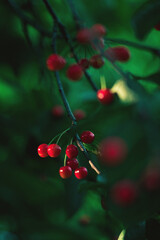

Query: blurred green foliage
[1,0,160,239]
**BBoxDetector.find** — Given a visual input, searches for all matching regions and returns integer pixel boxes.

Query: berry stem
[100,76,107,89]
[63,154,67,166]
[106,37,160,56]
[56,127,71,144]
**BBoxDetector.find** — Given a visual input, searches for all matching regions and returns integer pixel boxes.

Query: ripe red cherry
[90,55,104,69]
[66,144,78,159]
[79,58,90,70]
[154,24,160,31]
[111,180,137,206]
[47,144,61,157]
[142,167,160,191]
[37,144,48,158]
[91,24,106,38]
[66,158,79,170]
[52,105,64,118]
[106,47,130,62]
[99,137,127,166]
[74,167,88,179]
[74,109,86,121]
[67,64,83,81]
[80,131,95,144]
[97,89,114,105]
[76,28,91,44]
[46,54,66,71]
[59,166,72,179]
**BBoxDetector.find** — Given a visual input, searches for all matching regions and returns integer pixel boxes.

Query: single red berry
[74,109,86,121]
[52,105,64,118]
[37,144,48,158]
[59,166,72,179]
[90,55,104,69]
[91,38,105,51]
[47,144,61,158]
[76,28,91,44]
[91,24,106,38]
[74,167,88,179]
[106,47,130,62]
[46,54,66,71]
[154,24,160,31]
[142,167,160,191]
[66,158,79,170]
[80,131,95,144]
[79,58,90,70]
[97,89,114,105]
[99,137,127,166]
[111,180,137,206]
[66,144,78,159]
[67,64,83,81]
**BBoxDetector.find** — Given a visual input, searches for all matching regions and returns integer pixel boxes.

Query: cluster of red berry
[154,23,160,31]
[37,131,95,180]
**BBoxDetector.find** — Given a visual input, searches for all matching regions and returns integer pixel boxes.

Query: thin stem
[100,75,106,89]
[66,0,83,30]
[48,133,61,145]
[63,154,67,166]
[56,127,71,144]
[106,37,160,56]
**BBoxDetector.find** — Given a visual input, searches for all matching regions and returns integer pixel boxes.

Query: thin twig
[66,0,83,30]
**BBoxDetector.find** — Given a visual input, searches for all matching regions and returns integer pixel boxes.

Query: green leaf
[132,0,160,40]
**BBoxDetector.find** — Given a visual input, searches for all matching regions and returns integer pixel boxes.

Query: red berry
[47,144,61,158]
[79,215,90,225]
[106,47,130,62]
[80,131,95,144]
[66,158,79,170]
[37,144,48,158]
[67,64,83,81]
[111,180,137,206]
[99,137,127,166]
[52,105,64,118]
[66,144,78,159]
[97,89,114,105]
[91,24,106,38]
[142,167,160,191]
[79,58,90,70]
[74,167,88,179]
[154,24,160,31]
[76,28,91,44]
[59,166,72,179]
[74,109,86,121]
[46,54,66,71]
[90,55,104,69]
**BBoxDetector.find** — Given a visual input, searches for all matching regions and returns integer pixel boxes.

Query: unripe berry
[105,47,130,62]
[66,158,79,170]
[90,55,104,69]
[59,166,72,179]
[76,28,91,44]
[74,167,88,179]
[66,144,78,159]
[37,144,48,158]
[47,144,61,158]
[97,89,114,105]
[79,58,90,70]
[91,24,106,38]
[99,137,127,166]
[142,167,160,191]
[52,105,64,118]
[80,131,95,144]
[74,109,86,121]
[154,24,160,31]
[67,64,83,81]
[46,54,66,71]
[111,180,137,206]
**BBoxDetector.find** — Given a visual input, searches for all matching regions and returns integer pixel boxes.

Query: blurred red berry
[66,158,79,170]
[74,109,86,121]
[99,137,127,166]
[67,64,83,81]
[105,47,130,62]
[97,89,114,105]
[154,24,160,31]
[59,166,72,179]
[47,144,61,158]
[79,215,91,225]
[37,144,48,158]
[142,167,160,191]
[66,144,78,158]
[74,167,88,179]
[52,105,64,118]
[90,55,104,68]
[79,58,90,69]
[46,54,66,71]
[111,180,137,206]
[76,28,91,44]
[80,131,95,144]
[91,24,106,38]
